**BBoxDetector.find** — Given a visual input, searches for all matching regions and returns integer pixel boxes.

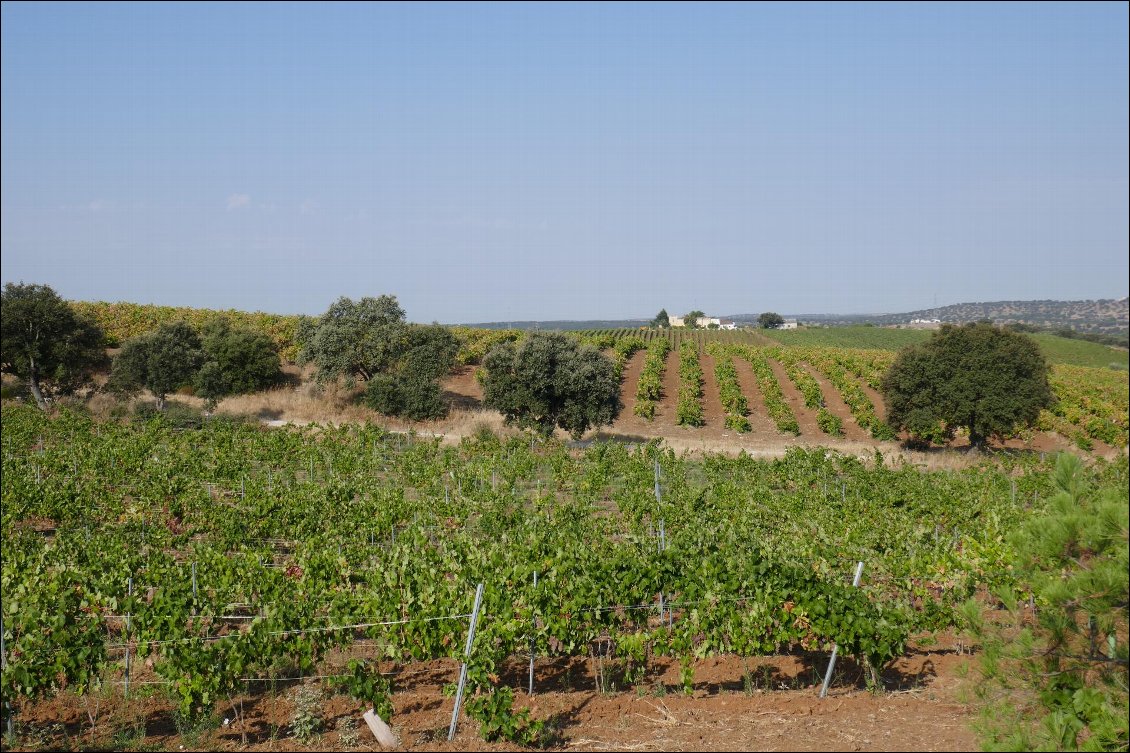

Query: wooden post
[528,572,538,695]
[2,613,13,737]
[124,577,133,699]
[819,562,864,698]
[448,583,485,741]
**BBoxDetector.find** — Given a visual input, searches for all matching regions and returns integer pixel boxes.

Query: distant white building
[780,318,798,330]
[670,315,725,328]
[719,319,738,330]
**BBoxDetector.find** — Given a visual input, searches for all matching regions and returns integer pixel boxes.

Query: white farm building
[669,315,737,329]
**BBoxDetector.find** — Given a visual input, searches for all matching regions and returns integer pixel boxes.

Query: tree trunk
[155,394,166,411]
[967,411,983,449]
[28,361,48,410]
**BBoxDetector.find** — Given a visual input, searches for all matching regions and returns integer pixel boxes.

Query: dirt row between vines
[578,350,1085,460]
[12,641,979,752]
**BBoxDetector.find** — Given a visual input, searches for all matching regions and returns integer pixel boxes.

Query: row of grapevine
[578,328,771,350]
[705,344,751,432]
[837,349,896,390]
[609,336,648,380]
[633,339,672,420]
[769,349,843,437]
[730,346,800,435]
[67,300,533,368]
[675,342,705,427]
[796,348,896,440]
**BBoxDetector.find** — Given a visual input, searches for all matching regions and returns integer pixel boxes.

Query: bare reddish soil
[730,357,780,437]
[799,363,871,443]
[441,365,484,409]
[765,358,824,438]
[6,642,978,752]
[856,381,887,424]
[698,352,728,430]
[618,349,647,418]
[654,349,684,431]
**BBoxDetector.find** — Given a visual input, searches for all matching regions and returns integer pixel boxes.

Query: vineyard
[758,327,932,351]
[599,335,1128,451]
[5,404,1121,748]
[59,302,1129,452]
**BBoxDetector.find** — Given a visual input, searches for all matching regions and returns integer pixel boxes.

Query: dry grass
[209,380,519,445]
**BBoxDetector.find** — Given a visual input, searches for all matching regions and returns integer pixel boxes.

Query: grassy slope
[762,326,1128,369]
[1028,333,1129,370]
[760,326,931,350]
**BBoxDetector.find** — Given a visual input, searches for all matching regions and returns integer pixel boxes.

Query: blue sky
[2,2,1127,323]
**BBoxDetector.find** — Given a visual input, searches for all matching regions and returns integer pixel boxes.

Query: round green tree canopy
[480,332,622,439]
[880,322,1054,447]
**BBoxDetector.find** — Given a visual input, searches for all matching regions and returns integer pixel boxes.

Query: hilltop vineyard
[576,329,1127,449]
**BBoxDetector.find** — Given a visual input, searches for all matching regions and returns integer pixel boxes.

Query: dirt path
[766,358,824,438]
[800,363,871,443]
[440,365,483,409]
[857,380,887,423]
[655,349,683,430]
[608,349,666,439]
[618,348,647,417]
[699,352,728,430]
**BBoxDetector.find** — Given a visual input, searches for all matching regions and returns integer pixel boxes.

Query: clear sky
[2,2,1127,323]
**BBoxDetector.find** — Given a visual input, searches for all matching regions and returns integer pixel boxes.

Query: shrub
[364,375,446,421]
[481,333,621,439]
[111,322,205,410]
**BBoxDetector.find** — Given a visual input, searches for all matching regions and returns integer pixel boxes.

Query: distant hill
[731,299,1129,335]
[468,300,1129,336]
